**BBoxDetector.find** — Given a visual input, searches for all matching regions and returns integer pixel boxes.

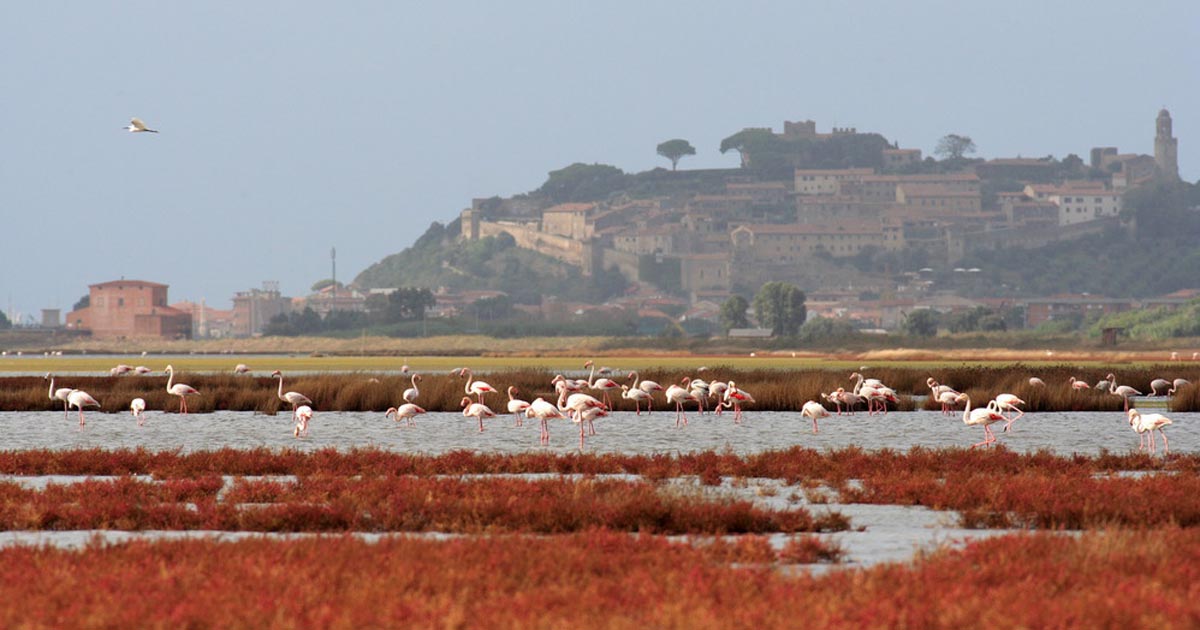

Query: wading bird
[124,117,158,133]
[67,389,100,427]
[800,400,830,434]
[992,393,1026,431]
[585,360,621,410]
[46,373,73,419]
[665,378,700,427]
[620,384,653,415]
[456,367,496,405]
[386,403,425,427]
[164,365,200,414]
[1128,409,1172,454]
[234,364,251,375]
[506,386,530,426]
[525,397,563,445]
[293,405,313,437]
[130,398,146,426]
[271,370,312,421]
[402,374,422,403]
[960,394,1006,448]
[461,396,496,432]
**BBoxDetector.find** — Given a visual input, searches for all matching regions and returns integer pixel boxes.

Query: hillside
[354,219,627,304]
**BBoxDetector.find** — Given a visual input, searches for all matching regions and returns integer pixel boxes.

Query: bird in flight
[124,117,159,133]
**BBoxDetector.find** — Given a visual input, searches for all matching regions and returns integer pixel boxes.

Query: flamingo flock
[26,363,1190,454]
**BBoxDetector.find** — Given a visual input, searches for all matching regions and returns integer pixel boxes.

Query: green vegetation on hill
[1091,299,1200,340]
[354,220,627,304]
[959,180,1200,298]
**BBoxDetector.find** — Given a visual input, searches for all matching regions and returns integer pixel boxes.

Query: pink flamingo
[960,394,1005,448]
[386,403,426,427]
[110,364,134,376]
[525,397,563,445]
[1028,377,1046,387]
[234,364,251,374]
[800,400,829,434]
[130,398,146,426]
[271,370,312,421]
[46,373,73,419]
[628,372,667,410]
[555,390,604,449]
[1107,375,1142,412]
[402,374,422,403]
[665,378,700,427]
[551,374,584,394]
[164,365,200,414]
[293,405,313,437]
[927,377,958,398]
[461,396,496,432]
[67,389,100,427]
[1168,378,1192,395]
[936,390,964,415]
[134,366,152,375]
[722,381,755,423]
[506,386,531,426]
[1128,409,1172,454]
[456,367,496,405]
[993,393,1026,431]
[1069,376,1090,391]
[621,384,653,415]
[1149,379,1171,396]
[585,361,621,410]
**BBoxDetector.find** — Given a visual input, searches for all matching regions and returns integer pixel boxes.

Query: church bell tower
[1155,108,1179,180]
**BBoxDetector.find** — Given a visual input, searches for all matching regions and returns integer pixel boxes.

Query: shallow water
[3,408,1194,455]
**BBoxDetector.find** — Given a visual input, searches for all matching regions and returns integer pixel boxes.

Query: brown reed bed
[0,529,1194,628]
[0,475,843,534]
[2,445,1196,481]
[13,363,1198,413]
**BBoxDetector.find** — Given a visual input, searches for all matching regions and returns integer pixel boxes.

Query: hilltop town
[11,109,1197,343]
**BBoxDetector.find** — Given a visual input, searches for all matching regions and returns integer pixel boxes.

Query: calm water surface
[4,408,1195,455]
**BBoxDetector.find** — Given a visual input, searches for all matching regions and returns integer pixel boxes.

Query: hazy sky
[2,1,1196,322]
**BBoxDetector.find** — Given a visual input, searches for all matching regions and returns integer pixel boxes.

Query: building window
[118,298,124,307]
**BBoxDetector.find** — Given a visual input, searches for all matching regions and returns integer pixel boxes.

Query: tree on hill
[0,309,10,330]
[719,129,776,165]
[656,139,696,171]
[752,282,807,336]
[935,134,976,160]
[536,163,627,203]
[72,295,90,311]
[902,310,939,337]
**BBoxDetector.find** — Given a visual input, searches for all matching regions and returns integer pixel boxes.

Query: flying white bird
[124,117,158,133]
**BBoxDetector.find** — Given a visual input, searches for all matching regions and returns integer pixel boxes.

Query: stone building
[1155,108,1179,180]
[64,279,191,339]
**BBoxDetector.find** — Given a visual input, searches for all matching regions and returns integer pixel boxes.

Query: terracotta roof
[542,203,595,214]
[794,168,874,176]
[735,222,882,235]
[89,279,168,289]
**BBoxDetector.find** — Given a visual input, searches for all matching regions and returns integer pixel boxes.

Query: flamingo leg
[812,416,819,434]
[1160,430,1169,455]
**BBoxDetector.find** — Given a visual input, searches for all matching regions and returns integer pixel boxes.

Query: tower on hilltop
[1155,108,1179,180]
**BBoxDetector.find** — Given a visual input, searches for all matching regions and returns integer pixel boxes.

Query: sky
[2,1,1196,323]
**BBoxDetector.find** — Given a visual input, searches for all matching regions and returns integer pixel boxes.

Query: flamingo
[1149,379,1172,396]
[689,379,711,414]
[271,370,312,420]
[936,390,964,415]
[1028,377,1046,387]
[130,398,146,426]
[926,378,958,398]
[849,372,883,395]
[1069,377,1090,391]
[134,366,152,375]
[584,361,621,410]
[1168,379,1192,395]
[402,374,422,404]
[456,367,496,405]
[555,390,603,449]
[124,117,159,133]
[1106,375,1142,412]
[828,387,863,415]
[1093,376,1112,393]
[551,374,584,394]
[461,396,496,432]
[627,371,664,401]
[386,403,426,427]
[234,364,251,375]
[67,389,100,427]
[992,393,1026,431]
[800,400,829,434]
[707,381,729,412]
[525,397,563,445]
[665,378,700,427]
[620,384,653,415]
[1128,409,1172,454]
[506,386,531,426]
[110,364,134,376]
[1171,352,1180,361]
[45,373,73,419]
[960,394,1005,448]
[293,405,313,437]
[722,381,755,424]
[164,365,200,414]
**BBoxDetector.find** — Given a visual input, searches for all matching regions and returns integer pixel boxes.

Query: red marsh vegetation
[0,529,1196,628]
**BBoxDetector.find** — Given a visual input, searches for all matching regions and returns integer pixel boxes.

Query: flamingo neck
[277,375,285,399]
[628,371,638,384]
[166,368,174,393]
[48,376,54,398]
[962,396,971,421]
[462,368,472,394]
[586,362,596,388]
